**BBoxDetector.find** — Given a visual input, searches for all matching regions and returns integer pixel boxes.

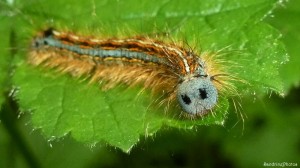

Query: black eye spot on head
[43,40,48,45]
[34,41,39,47]
[181,94,191,105]
[199,88,208,99]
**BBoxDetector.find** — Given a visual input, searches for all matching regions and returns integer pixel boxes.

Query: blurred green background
[1,0,300,168]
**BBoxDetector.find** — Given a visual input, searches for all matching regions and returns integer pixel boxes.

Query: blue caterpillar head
[177,75,218,116]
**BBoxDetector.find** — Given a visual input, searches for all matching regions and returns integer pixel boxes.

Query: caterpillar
[28,28,232,117]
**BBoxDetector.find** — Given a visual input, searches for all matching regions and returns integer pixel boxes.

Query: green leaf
[9,0,287,152]
[267,0,300,93]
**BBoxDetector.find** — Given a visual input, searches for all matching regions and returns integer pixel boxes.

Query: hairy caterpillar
[29,28,233,117]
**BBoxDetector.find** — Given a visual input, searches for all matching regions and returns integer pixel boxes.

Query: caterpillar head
[177,75,218,116]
